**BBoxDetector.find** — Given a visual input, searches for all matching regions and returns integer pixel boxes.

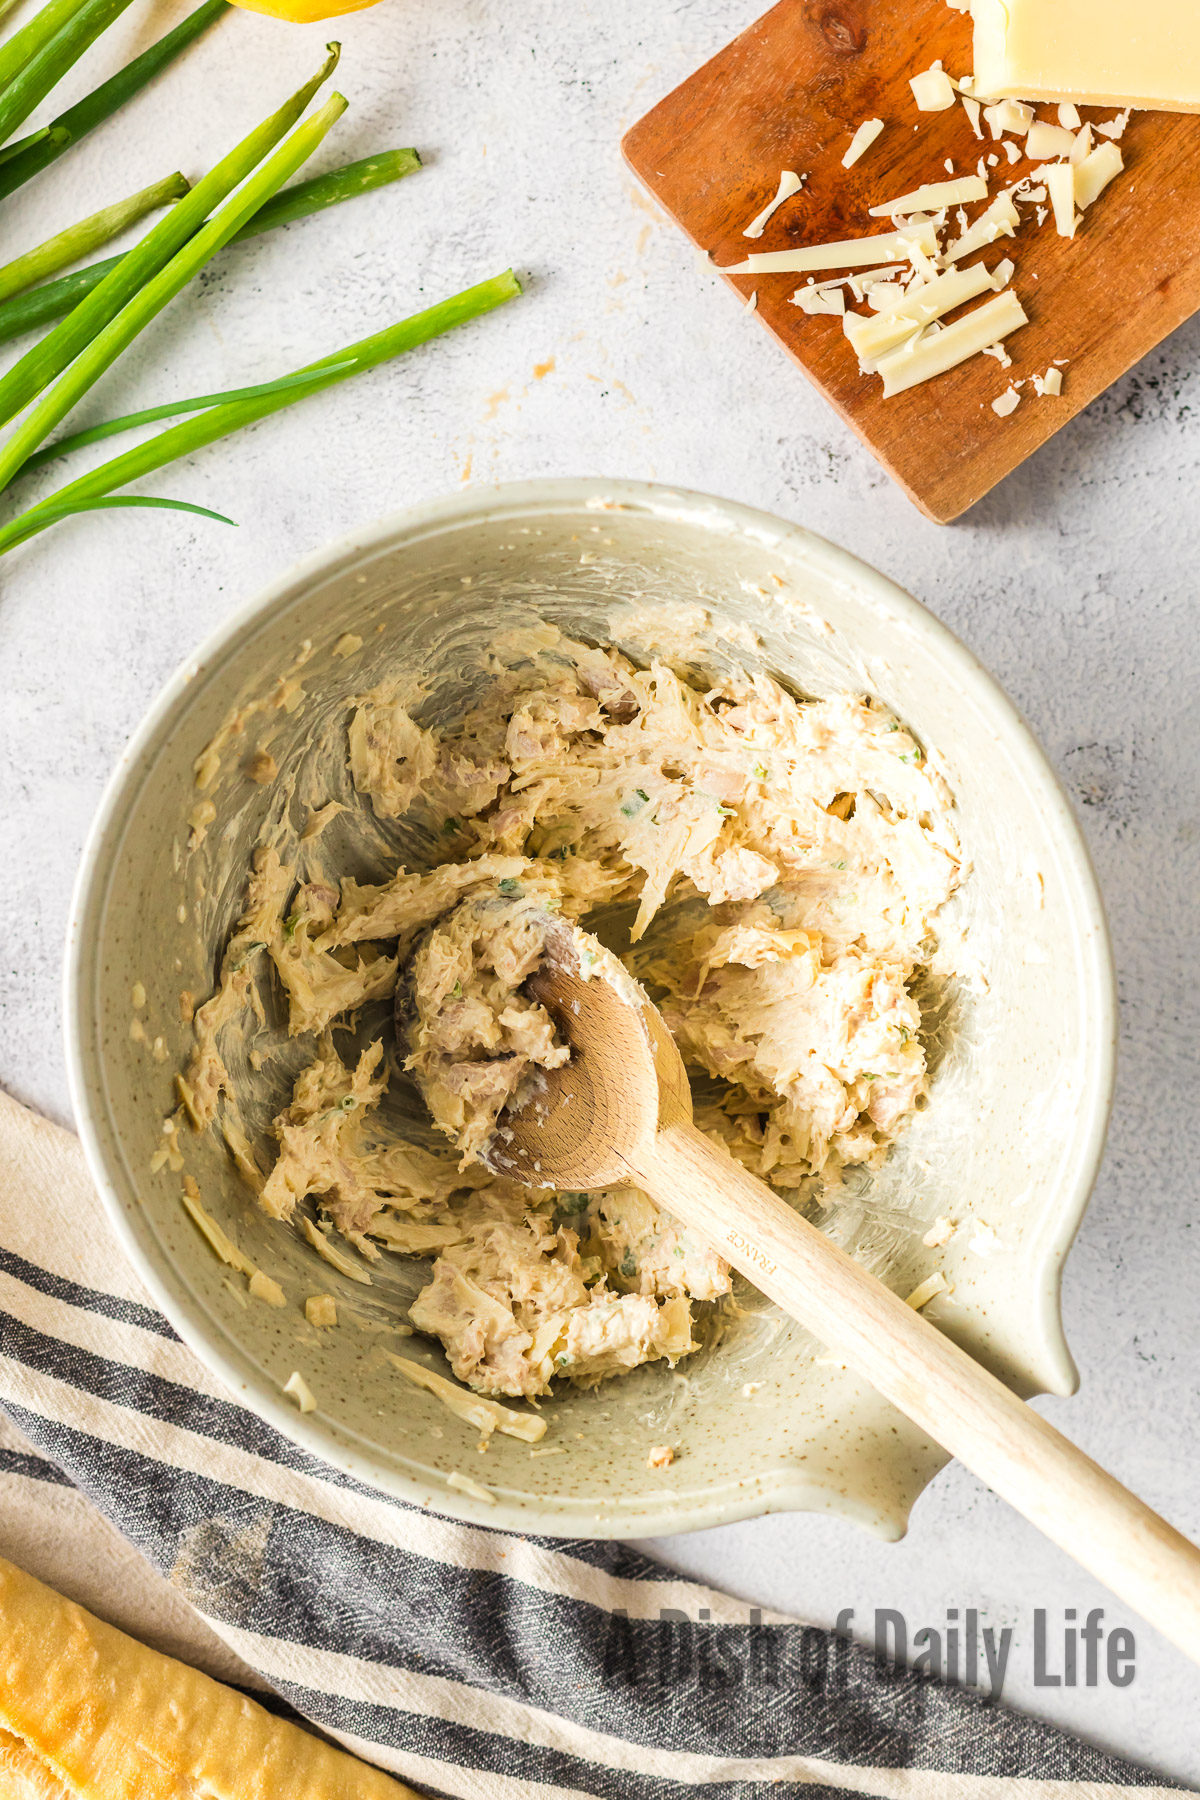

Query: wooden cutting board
[622,0,1200,522]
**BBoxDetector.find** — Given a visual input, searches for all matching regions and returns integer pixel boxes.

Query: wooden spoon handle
[631,1120,1200,1665]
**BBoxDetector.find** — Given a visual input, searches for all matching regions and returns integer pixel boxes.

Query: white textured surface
[0,0,1197,1780]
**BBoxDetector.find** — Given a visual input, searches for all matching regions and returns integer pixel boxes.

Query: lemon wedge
[230,0,380,21]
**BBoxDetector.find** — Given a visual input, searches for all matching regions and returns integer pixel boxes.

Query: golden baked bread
[0,1556,425,1799]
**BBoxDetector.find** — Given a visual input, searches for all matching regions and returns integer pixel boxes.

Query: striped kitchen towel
[0,1086,1185,1800]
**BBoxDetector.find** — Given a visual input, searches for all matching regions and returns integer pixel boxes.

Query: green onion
[237,147,420,234]
[0,148,418,346]
[0,271,522,553]
[0,87,348,490]
[16,363,356,475]
[0,44,340,432]
[0,0,91,95]
[24,493,236,532]
[0,171,189,304]
[0,0,228,201]
[0,0,140,148]
[0,122,68,165]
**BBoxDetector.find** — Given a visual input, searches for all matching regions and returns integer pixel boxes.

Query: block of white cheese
[969,0,1200,113]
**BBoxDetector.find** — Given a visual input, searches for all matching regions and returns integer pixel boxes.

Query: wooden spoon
[481,919,1200,1664]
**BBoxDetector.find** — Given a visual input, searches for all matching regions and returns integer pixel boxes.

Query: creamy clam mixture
[178,625,962,1400]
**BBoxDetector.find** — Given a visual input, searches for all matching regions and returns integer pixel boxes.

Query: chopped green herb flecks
[497,877,522,898]
[620,787,649,819]
[619,1248,638,1278]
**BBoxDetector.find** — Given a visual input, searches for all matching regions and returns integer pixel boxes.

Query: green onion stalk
[0,147,420,344]
[0,272,522,551]
[0,86,349,490]
[0,0,229,201]
[0,0,141,147]
[0,171,189,303]
[0,42,341,431]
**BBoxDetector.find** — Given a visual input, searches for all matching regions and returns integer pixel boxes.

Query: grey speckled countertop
[0,0,1197,1780]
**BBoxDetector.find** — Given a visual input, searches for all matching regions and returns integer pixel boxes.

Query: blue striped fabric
[0,1090,1185,1800]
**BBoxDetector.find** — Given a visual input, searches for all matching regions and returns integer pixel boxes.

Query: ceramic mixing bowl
[65,479,1115,1539]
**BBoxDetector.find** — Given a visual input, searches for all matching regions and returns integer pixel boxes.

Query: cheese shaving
[1026,121,1077,161]
[983,99,1033,138]
[1057,102,1082,129]
[792,284,846,314]
[742,169,805,239]
[1069,123,1094,166]
[875,289,1028,397]
[842,118,884,169]
[1033,366,1064,396]
[1040,162,1077,237]
[944,189,1020,262]
[991,385,1021,416]
[387,1353,547,1443]
[910,61,957,110]
[1096,110,1130,140]
[868,175,986,218]
[181,1182,256,1278]
[720,222,938,275]
[843,259,997,366]
[961,94,983,138]
[905,1271,950,1309]
[447,1471,496,1504]
[300,1214,373,1285]
[283,1370,317,1413]
[248,1270,286,1307]
[1074,142,1123,209]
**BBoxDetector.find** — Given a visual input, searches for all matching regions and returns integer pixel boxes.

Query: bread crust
[0,1556,426,1799]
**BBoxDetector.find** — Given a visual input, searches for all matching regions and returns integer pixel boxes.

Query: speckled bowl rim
[64,477,1117,1540]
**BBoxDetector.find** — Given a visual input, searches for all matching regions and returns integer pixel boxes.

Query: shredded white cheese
[720,222,938,275]
[844,259,997,366]
[983,99,1034,138]
[742,169,805,239]
[1074,142,1123,209]
[1026,120,1078,161]
[842,118,884,169]
[1033,366,1064,396]
[1040,162,1078,237]
[248,1270,286,1308]
[387,1353,547,1443]
[922,1216,957,1248]
[181,1180,256,1278]
[905,1271,950,1309]
[910,61,956,110]
[875,289,1028,397]
[300,1215,373,1285]
[969,1222,1003,1257]
[283,1370,317,1413]
[944,189,1021,261]
[1096,110,1130,140]
[792,283,846,314]
[961,94,983,137]
[1057,102,1082,129]
[447,1470,496,1504]
[992,385,1021,416]
[868,175,986,218]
